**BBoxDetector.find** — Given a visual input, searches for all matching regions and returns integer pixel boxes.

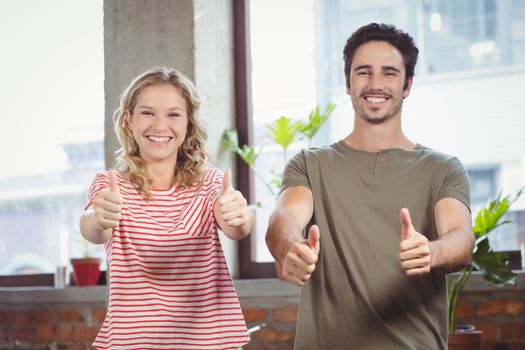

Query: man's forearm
[266,208,304,263]
[430,228,475,273]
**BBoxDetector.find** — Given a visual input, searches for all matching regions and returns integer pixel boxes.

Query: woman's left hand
[218,169,251,228]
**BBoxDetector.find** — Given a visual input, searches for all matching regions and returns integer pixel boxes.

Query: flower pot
[448,325,482,350]
[70,257,102,286]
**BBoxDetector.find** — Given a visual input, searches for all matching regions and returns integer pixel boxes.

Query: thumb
[400,208,413,240]
[307,225,320,255]
[108,169,119,193]
[221,169,233,195]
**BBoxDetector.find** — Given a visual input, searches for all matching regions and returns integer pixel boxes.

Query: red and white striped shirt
[86,169,249,350]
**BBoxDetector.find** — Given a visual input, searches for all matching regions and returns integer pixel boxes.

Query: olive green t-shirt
[282,140,470,350]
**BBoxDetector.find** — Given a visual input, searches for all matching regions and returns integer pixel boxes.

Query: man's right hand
[280,225,320,287]
[92,170,123,231]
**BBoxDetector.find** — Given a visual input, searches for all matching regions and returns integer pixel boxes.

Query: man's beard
[351,94,403,125]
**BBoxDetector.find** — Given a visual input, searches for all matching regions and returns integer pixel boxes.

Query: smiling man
[266,23,475,349]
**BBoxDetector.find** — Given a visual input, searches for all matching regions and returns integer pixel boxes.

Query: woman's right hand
[92,170,123,231]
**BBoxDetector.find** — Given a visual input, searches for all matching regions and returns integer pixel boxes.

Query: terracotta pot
[448,326,482,350]
[70,258,102,286]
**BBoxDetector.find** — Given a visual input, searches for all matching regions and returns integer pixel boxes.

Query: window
[0,0,104,279]
[236,0,525,277]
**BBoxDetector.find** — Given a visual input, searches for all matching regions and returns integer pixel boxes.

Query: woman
[80,67,253,349]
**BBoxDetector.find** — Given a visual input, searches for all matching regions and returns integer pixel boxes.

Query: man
[265,23,475,349]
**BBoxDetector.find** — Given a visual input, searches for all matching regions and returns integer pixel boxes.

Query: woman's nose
[151,115,168,129]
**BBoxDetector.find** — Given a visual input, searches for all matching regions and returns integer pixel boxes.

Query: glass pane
[0,0,105,275]
[248,0,525,263]
[249,0,317,262]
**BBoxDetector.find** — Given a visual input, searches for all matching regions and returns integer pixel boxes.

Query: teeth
[366,97,386,103]
[147,136,170,143]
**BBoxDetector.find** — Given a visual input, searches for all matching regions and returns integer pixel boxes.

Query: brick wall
[454,290,525,350]
[1,286,524,350]
[0,303,106,350]
[241,295,298,350]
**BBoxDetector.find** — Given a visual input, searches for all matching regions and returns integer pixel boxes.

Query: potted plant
[70,234,103,286]
[222,102,336,199]
[448,188,523,349]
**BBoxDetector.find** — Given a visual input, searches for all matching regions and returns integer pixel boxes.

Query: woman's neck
[146,162,176,189]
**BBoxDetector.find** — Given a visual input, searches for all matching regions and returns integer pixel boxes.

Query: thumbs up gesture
[92,170,123,231]
[280,225,320,287]
[399,208,432,276]
[217,169,252,233]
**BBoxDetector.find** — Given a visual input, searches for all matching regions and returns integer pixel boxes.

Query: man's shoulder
[295,142,342,159]
[416,144,462,165]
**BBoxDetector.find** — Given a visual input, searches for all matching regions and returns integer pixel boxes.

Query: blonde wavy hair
[114,67,209,199]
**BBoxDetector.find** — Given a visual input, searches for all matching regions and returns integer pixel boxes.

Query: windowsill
[0,273,523,304]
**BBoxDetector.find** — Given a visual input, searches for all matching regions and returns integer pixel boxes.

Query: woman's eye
[168,113,180,118]
[141,111,154,116]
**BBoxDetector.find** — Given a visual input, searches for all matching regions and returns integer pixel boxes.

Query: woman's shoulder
[90,169,135,192]
[202,167,223,182]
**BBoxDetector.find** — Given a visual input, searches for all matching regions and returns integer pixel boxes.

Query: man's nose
[369,73,385,89]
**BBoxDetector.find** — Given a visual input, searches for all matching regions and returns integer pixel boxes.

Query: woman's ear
[125,110,131,124]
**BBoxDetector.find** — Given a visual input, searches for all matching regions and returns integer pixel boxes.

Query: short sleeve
[281,149,312,192]
[436,157,471,211]
[206,168,224,212]
[85,171,110,210]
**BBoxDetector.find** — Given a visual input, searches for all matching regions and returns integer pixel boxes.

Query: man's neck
[344,116,415,152]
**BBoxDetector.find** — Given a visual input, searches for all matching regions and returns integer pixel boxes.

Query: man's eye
[357,71,369,76]
[385,72,396,76]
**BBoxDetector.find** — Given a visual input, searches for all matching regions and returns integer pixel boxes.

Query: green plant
[222,102,336,197]
[448,188,523,332]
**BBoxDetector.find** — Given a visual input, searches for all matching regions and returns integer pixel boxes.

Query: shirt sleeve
[85,171,110,210]
[207,168,224,212]
[436,156,471,211]
[281,149,312,192]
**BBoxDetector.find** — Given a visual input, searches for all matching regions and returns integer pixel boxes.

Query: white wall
[329,65,525,207]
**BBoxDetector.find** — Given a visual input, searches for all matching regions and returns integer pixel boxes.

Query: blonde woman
[80,67,253,349]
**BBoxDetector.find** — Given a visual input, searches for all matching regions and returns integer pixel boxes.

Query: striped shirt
[86,169,249,350]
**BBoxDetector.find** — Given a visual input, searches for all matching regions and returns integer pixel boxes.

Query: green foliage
[448,188,523,332]
[221,128,273,195]
[222,128,259,167]
[295,102,336,142]
[473,238,516,286]
[222,102,336,197]
[472,191,513,239]
[266,116,298,151]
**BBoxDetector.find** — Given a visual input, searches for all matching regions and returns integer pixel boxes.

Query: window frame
[233,0,277,279]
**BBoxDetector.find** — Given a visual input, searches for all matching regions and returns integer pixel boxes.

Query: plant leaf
[296,102,337,140]
[448,187,523,331]
[221,128,258,166]
[221,128,240,152]
[472,238,517,287]
[266,116,297,150]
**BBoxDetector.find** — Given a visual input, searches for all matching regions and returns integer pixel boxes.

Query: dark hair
[343,23,419,89]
